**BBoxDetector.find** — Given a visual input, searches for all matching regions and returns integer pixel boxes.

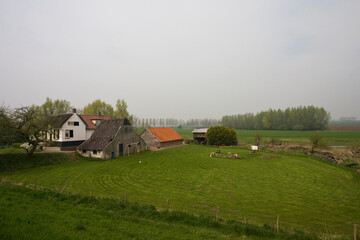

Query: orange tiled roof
[147,128,183,142]
[79,115,112,130]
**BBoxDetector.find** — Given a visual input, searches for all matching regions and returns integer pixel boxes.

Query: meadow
[1,144,359,238]
[0,183,321,240]
[176,128,360,146]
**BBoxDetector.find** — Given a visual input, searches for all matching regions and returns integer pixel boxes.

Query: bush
[206,126,237,146]
[12,143,23,148]
[309,134,325,153]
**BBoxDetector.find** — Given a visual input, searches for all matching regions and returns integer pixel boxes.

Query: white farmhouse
[49,109,111,149]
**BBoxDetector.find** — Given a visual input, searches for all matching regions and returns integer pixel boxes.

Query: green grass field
[0,183,321,240]
[176,128,360,146]
[1,145,359,238]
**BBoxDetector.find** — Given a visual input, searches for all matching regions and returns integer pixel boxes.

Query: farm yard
[1,141,360,239]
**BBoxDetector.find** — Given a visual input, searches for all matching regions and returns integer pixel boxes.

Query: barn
[77,118,146,159]
[140,128,183,150]
[192,128,208,144]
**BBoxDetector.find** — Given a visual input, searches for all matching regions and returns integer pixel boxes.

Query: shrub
[309,134,324,153]
[254,134,262,146]
[206,126,237,146]
[12,143,23,148]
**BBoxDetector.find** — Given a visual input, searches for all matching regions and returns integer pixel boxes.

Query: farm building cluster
[46,109,186,159]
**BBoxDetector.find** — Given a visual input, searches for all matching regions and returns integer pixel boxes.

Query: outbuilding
[192,128,208,144]
[77,118,146,159]
[140,128,183,150]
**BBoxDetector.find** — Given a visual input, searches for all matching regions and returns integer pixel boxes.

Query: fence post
[355,224,358,240]
[166,199,169,211]
[216,206,220,221]
[276,215,279,232]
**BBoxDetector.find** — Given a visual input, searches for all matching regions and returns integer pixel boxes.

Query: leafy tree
[12,106,51,158]
[82,99,114,118]
[206,126,237,146]
[0,105,23,145]
[309,133,323,153]
[114,99,133,123]
[41,97,72,115]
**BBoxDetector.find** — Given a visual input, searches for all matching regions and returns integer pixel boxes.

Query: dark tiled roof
[79,115,112,130]
[50,114,73,128]
[147,128,183,143]
[77,118,130,151]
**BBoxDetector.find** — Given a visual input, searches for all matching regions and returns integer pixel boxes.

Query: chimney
[98,112,101,116]
[72,108,76,114]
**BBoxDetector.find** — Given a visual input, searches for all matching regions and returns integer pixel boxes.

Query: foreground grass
[1,145,359,238]
[175,128,360,146]
[0,183,322,240]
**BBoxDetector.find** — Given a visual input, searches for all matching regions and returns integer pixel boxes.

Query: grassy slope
[1,184,285,240]
[176,128,360,146]
[1,145,359,237]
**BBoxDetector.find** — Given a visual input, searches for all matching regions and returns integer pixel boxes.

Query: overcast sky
[1,0,359,120]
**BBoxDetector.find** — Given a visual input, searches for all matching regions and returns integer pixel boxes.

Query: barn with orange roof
[140,128,183,149]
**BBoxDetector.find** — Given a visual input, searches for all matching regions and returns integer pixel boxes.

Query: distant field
[1,145,359,237]
[175,128,360,146]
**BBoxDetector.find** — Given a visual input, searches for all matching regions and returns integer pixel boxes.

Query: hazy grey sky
[1,0,359,120]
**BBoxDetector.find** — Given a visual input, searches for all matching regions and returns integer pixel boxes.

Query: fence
[1,179,358,239]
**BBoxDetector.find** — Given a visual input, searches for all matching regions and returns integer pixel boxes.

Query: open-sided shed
[192,128,208,144]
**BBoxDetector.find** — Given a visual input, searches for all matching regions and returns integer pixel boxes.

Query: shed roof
[146,128,183,143]
[77,118,130,151]
[79,115,112,130]
[192,128,208,134]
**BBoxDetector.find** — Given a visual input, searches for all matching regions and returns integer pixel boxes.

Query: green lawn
[1,145,359,238]
[176,128,360,146]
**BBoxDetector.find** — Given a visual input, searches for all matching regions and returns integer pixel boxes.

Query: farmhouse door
[119,144,123,156]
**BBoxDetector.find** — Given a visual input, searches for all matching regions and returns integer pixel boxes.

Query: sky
[1,0,359,120]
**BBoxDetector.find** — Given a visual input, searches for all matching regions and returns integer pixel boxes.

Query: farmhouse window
[74,121,79,126]
[93,150,97,154]
[65,130,74,139]
[68,121,74,126]
[91,119,102,126]
[82,150,86,154]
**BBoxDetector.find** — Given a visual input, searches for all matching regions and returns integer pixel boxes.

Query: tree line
[132,118,220,128]
[221,106,330,130]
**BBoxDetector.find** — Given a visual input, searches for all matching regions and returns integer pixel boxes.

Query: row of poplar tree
[221,106,330,130]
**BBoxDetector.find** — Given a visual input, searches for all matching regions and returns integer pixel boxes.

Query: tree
[12,106,51,158]
[114,99,133,123]
[82,99,114,117]
[41,97,72,115]
[0,105,23,145]
[206,126,237,146]
[309,133,323,153]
